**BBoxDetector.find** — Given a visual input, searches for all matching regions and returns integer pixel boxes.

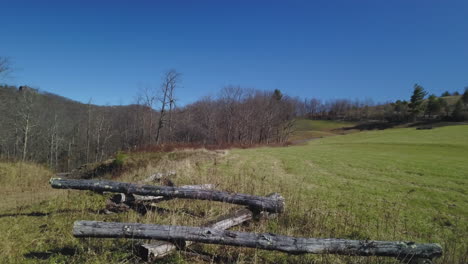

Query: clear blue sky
[1,0,467,105]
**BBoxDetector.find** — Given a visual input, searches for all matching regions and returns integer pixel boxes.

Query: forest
[1,57,468,171]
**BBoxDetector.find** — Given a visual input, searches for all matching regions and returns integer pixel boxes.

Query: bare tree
[48,113,59,168]
[155,70,180,144]
[136,86,156,145]
[15,87,38,161]
[0,57,11,79]
[85,99,92,163]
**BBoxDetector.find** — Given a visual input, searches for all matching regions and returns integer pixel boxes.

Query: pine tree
[461,87,468,106]
[426,94,441,117]
[272,89,283,101]
[441,91,451,97]
[438,98,450,117]
[408,84,427,119]
[452,100,465,121]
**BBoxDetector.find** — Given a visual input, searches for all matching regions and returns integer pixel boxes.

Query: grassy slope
[440,95,462,106]
[1,125,467,263]
[289,119,357,142]
[228,125,468,263]
[0,162,56,211]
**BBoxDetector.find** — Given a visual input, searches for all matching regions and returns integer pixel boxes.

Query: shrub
[113,152,127,167]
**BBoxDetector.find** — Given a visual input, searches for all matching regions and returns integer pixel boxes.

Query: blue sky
[1,0,467,105]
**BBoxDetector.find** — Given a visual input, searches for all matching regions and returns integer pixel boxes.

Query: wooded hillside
[0,84,296,171]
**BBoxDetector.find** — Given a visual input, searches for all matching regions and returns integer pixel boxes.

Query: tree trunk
[50,178,284,213]
[21,113,29,161]
[73,221,442,260]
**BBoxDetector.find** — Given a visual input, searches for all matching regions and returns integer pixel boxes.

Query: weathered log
[105,184,217,214]
[73,221,442,260]
[111,184,216,204]
[140,171,176,183]
[139,193,278,260]
[50,178,284,213]
[139,208,253,261]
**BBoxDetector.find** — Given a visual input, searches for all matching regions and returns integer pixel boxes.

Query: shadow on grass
[179,248,236,264]
[0,208,102,218]
[24,247,76,260]
[136,204,205,218]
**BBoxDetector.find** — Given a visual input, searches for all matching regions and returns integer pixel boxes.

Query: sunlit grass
[290,119,357,141]
[1,125,467,263]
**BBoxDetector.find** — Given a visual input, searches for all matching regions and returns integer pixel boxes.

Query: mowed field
[0,123,467,263]
[289,119,357,142]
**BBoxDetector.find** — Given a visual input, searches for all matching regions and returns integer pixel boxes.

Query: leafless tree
[15,87,38,161]
[136,86,157,145]
[0,57,11,79]
[155,70,180,144]
[85,99,92,163]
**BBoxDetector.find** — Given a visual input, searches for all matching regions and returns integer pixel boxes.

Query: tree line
[1,56,467,171]
[0,69,296,171]
[295,85,468,122]
[384,84,468,122]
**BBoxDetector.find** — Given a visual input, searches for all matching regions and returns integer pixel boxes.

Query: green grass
[290,119,357,141]
[293,119,356,131]
[1,125,467,263]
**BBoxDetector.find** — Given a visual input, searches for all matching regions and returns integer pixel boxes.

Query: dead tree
[16,88,37,161]
[48,113,60,168]
[50,178,284,213]
[155,70,180,144]
[85,99,92,164]
[73,221,442,261]
[0,56,10,78]
[136,86,156,145]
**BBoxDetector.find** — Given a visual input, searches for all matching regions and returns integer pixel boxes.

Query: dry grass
[0,162,63,211]
[1,125,467,263]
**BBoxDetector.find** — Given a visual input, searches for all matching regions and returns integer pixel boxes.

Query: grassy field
[0,124,467,263]
[289,119,357,142]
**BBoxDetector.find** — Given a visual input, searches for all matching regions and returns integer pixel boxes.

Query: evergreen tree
[408,84,427,119]
[461,87,468,106]
[272,89,283,101]
[441,91,451,97]
[426,94,441,117]
[438,98,450,117]
[452,100,465,121]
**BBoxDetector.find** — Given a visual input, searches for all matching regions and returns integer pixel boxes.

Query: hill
[1,124,467,263]
[0,85,148,170]
[0,85,297,171]
[290,119,357,142]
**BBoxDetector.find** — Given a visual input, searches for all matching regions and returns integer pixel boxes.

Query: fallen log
[73,221,442,260]
[110,184,216,204]
[105,184,216,214]
[139,193,279,260]
[50,178,284,213]
[139,208,253,261]
[140,171,176,184]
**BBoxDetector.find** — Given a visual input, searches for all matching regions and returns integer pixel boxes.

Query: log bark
[139,208,253,261]
[110,184,216,204]
[73,221,442,260]
[140,171,176,183]
[105,184,216,214]
[50,178,284,213]
[139,193,278,260]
